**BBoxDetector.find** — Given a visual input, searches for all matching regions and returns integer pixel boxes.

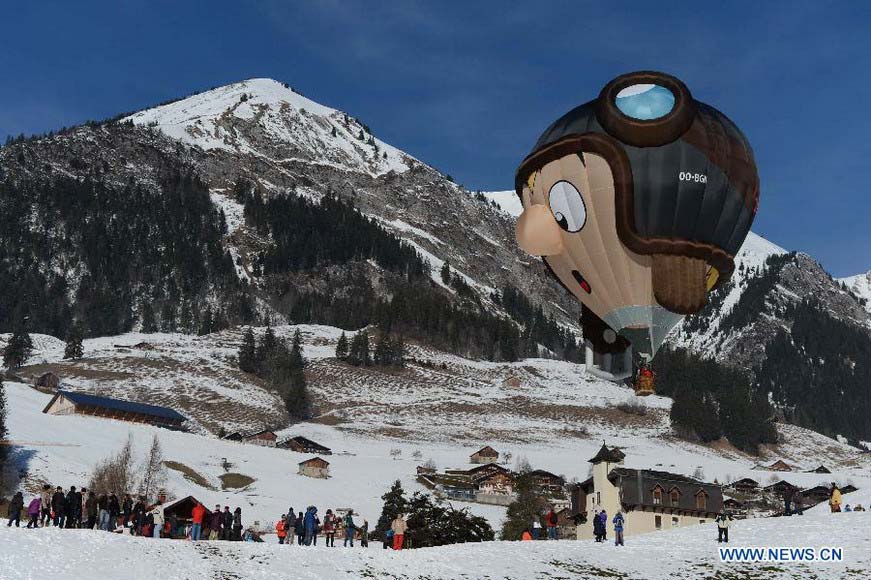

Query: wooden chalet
[222,432,244,441]
[298,457,330,479]
[162,495,206,539]
[280,435,332,455]
[418,472,476,501]
[470,446,499,464]
[728,478,759,494]
[416,465,437,475]
[805,464,831,474]
[841,484,858,495]
[764,460,793,472]
[241,430,278,447]
[723,497,744,511]
[763,480,798,496]
[476,471,515,496]
[42,390,186,430]
[529,469,566,495]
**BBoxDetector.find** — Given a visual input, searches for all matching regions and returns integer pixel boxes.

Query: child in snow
[391,514,407,550]
[360,519,369,548]
[26,496,42,528]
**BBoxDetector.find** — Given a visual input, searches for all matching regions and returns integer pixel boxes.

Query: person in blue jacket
[612,511,625,546]
[303,506,317,546]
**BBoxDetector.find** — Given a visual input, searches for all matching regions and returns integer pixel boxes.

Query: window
[699,519,706,524]
[596,492,601,506]
[696,491,708,510]
[670,490,680,506]
[652,487,663,505]
[655,515,662,529]
[671,517,679,527]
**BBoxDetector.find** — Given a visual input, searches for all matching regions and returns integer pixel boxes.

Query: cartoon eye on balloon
[515,71,759,368]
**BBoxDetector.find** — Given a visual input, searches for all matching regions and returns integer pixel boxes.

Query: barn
[298,457,330,479]
[42,390,186,430]
[280,435,332,455]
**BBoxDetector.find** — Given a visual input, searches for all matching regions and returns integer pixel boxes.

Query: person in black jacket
[108,493,120,530]
[232,507,243,541]
[294,512,305,545]
[132,497,147,535]
[121,494,133,528]
[6,492,24,527]
[221,506,233,540]
[65,487,80,528]
[84,491,98,529]
[51,486,67,528]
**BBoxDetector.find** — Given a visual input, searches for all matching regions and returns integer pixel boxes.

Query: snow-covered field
[1,508,868,579]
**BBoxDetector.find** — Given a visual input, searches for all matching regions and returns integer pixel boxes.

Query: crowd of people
[270,506,373,548]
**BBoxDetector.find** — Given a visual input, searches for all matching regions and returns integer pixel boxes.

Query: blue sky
[3,1,870,276]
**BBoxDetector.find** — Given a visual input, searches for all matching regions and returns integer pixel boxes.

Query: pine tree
[256,325,278,371]
[440,261,451,285]
[375,480,407,540]
[238,327,257,373]
[0,381,7,477]
[335,331,349,360]
[3,322,33,369]
[347,331,371,367]
[331,126,337,138]
[198,307,214,336]
[392,335,406,368]
[63,323,84,360]
[374,333,392,367]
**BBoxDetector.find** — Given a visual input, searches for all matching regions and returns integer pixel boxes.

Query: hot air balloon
[515,71,759,394]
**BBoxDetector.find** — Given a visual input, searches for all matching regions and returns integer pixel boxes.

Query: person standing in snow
[132,497,147,536]
[191,502,207,541]
[25,496,41,528]
[829,483,842,513]
[390,514,407,551]
[121,494,133,529]
[84,490,97,529]
[284,507,295,539]
[360,519,369,548]
[546,508,559,540]
[715,510,732,543]
[303,506,317,546]
[294,511,305,545]
[220,506,232,540]
[150,503,164,538]
[783,485,794,516]
[39,485,52,527]
[275,516,287,544]
[612,511,625,546]
[7,492,24,527]
[208,505,222,540]
[343,512,357,547]
[323,509,337,547]
[531,518,542,540]
[98,493,111,531]
[592,510,602,542]
[51,486,67,528]
[232,507,243,541]
[65,486,80,528]
[521,529,533,541]
[599,510,608,542]
[108,493,120,530]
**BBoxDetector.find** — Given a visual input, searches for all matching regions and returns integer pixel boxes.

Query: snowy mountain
[839,270,871,314]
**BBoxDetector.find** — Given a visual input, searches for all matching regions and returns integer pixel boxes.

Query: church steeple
[588,442,625,465]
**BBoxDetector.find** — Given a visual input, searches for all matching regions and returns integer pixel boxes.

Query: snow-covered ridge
[483,190,523,218]
[839,270,871,314]
[125,78,414,177]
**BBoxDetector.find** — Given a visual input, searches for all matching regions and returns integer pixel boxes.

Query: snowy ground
[1,509,868,579]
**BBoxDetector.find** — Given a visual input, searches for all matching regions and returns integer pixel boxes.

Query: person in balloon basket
[612,511,625,546]
[545,508,559,540]
[829,483,842,513]
[391,514,407,550]
[715,510,732,543]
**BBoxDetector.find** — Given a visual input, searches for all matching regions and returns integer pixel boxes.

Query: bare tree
[89,434,136,496]
[139,434,167,503]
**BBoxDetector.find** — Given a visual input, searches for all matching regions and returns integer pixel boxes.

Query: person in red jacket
[191,502,207,541]
[546,508,559,540]
[275,517,288,544]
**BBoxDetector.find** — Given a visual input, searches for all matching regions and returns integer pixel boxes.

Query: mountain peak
[124,78,415,176]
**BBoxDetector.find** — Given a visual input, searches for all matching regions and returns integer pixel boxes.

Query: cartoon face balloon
[515,71,759,358]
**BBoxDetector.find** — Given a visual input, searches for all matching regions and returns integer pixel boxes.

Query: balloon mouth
[571,270,592,294]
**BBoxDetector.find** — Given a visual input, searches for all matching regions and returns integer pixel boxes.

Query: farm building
[764,460,793,472]
[841,484,858,495]
[417,472,477,502]
[280,435,332,455]
[806,464,831,474]
[222,432,244,441]
[529,469,566,495]
[476,471,515,504]
[763,480,798,497]
[162,495,206,539]
[298,457,330,479]
[42,390,185,430]
[241,430,278,447]
[727,478,759,494]
[802,485,832,506]
[470,446,499,464]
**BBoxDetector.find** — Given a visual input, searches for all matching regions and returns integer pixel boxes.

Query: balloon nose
[516,204,564,256]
